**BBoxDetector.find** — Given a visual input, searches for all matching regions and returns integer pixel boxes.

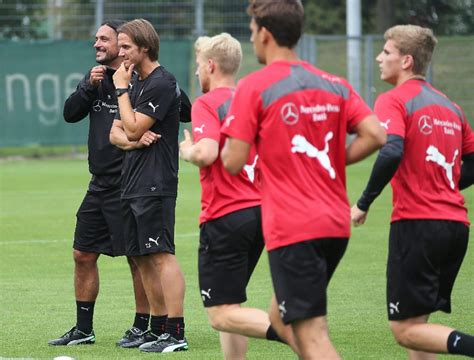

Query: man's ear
[260,26,272,45]
[402,54,414,71]
[208,58,215,73]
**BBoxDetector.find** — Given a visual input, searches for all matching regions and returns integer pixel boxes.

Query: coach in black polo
[110,18,188,353]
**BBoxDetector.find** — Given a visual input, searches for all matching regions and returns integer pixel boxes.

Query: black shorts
[121,196,176,257]
[268,238,348,325]
[73,187,126,257]
[387,220,469,321]
[198,206,264,307]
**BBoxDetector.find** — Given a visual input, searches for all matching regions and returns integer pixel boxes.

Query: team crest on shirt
[418,115,433,135]
[281,102,299,125]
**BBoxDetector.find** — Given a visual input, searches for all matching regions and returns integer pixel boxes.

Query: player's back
[193,88,260,224]
[375,79,474,224]
[225,60,372,249]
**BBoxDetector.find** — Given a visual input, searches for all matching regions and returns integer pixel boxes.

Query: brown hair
[118,19,160,61]
[247,0,304,49]
[384,25,438,76]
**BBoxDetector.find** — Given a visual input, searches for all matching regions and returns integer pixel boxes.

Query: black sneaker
[139,333,189,353]
[48,326,95,346]
[116,327,158,348]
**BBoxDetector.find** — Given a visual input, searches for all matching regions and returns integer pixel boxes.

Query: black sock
[266,325,285,344]
[133,312,150,332]
[447,330,474,357]
[76,301,95,334]
[165,317,185,340]
[150,314,168,336]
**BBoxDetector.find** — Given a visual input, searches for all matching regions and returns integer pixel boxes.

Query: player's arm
[459,152,474,190]
[113,63,155,141]
[346,114,387,164]
[63,68,104,123]
[110,119,160,151]
[179,129,219,168]
[351,134,404,226]
[221,138,251,175]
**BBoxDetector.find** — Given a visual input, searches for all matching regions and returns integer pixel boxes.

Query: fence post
[364,35,374,107]
[194,0,205,36]
[347,0,362,93]
[95,0,104,34]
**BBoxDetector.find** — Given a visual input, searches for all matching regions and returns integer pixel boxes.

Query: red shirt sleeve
[344,87,374,133]
[221,77,261,145]
[374,91,407,138]
[191,97,220,143]
[462,117,474,155]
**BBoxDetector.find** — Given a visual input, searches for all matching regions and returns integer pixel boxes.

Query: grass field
[0,158,473,359]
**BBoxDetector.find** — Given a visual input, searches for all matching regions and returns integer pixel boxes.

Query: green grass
[0,158,473,359]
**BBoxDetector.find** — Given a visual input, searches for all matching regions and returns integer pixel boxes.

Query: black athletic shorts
[198,206,264,307]
[387,219,469,321]
[121,196,176,256]
[73,187,126,257]
[268,238,348,325]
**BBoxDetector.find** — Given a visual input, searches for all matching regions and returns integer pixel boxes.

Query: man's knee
[73,249,99,267]
[389,320,418,348]
[207,305,236,332]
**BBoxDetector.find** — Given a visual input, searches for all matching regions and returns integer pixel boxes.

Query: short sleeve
[191,97,220,142]
[135,76,177,121]
[221,76,261,145]
[344,87,374,133]
[462,118,474,155]
[374,92,407,138]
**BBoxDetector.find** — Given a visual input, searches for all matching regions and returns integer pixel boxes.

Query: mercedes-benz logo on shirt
[418,115,433,135]
[281,102,299,125]
[92,100,102,112]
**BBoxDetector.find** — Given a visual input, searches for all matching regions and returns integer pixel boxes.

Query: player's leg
[49,190,105,345]
[129,196,187,353]
[269,295,299,354]
[73,249,100,334]
[219,331,248,360]
[268,238,348,359]
[207,304,269,338]
[387,220,474,358]
[291,316,339,360]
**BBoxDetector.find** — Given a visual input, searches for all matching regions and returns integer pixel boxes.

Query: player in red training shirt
[179,33,297,359]
[220,1,386,359]
[351,25,474,359]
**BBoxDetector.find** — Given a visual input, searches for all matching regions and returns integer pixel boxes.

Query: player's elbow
[372,125,387,149]
[221,153,241,175]
[124,128,141,142]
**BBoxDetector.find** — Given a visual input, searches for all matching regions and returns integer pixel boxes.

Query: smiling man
[351,25,474,358]
[109,18,188,353]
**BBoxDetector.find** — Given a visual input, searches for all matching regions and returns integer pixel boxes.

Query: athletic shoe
[139,332,189,353]
[116,327,158,348]
[48,326,95,346]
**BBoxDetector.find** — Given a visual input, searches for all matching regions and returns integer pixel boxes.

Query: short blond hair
[194,33,242,76]
[384,25,438,76]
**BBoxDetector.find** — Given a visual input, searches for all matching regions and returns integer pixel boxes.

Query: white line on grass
[0,232,199,245]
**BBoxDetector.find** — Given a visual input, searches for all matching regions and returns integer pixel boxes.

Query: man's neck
[104,57,122,70]
[265,44,299,65]
[209,75,235,92]
[395,71,425,87]
[137,59,160,80]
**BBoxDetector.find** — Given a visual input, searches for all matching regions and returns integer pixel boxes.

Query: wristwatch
[115,88,128,97]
